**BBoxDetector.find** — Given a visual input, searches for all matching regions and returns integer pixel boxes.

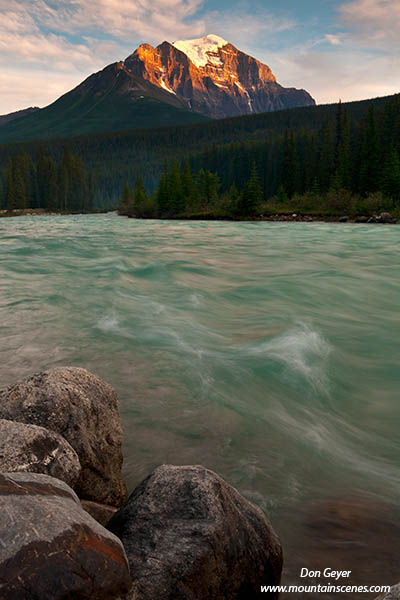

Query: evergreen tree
[156,160,170,217]
[168,159,184,215]
[5,159,15,210]
[382,148,400,202]
[133,172,147,217]
[282,130,299,198]
[359,105,381,194]
[239,162,262,215]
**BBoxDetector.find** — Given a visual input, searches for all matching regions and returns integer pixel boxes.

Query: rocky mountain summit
[124,34,315,118]
[0,34,314,143]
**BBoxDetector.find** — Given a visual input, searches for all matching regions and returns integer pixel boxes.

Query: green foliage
[3,148,94,212]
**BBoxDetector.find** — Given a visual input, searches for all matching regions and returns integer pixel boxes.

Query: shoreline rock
[108,464,283,599]
[0,418,81,488]
[0,367,127,506]
[0,472,131,600]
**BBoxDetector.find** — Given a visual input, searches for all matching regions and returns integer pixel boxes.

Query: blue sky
[0,0,399,113]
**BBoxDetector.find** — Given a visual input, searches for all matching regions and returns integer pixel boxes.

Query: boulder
[376,584,400,599]
[0,472,131,600]
[0,367,126,506]
[355,215,368,223]
[108,464,283,600]
[81,500,117,526]
[0,418,81,488]
[339,216,349,222]
[380,212,393,223]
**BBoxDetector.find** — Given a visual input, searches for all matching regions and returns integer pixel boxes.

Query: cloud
[266,45,400,105]
[339,0,400,47]
[324,34,344,46]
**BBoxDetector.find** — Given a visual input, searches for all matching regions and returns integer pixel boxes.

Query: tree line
[1,147,95,212]
[119,97,400,219]
[1,93,397,210]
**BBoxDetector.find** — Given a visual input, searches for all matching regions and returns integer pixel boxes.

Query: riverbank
[0,208,115,218]
[121,210,399,223]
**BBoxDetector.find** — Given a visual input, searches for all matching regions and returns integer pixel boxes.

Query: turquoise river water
[0,214,399,597]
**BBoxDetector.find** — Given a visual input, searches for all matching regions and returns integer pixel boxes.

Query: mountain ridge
[0,34,314,143]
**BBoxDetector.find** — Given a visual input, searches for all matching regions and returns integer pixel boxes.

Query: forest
[120,97,400,219]
[0,92,399,217]
[2,147,95,212]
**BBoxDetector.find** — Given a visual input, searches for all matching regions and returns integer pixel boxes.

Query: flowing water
[0,214,399,596]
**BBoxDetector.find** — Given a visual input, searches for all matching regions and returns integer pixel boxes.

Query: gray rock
[339,216,349,222]
[376,584,400,599]
[0,472,131,600]
[355,215,368,223]
[81,499,118,526]
[108,464,283,600]
[0,367,127,506]
[380,212,393,223]
[0,418,81,488]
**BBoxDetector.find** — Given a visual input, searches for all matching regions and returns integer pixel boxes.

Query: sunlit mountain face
[124,34,315,118]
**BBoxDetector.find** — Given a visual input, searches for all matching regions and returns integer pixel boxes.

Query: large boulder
[377,585,400,599]
[108,464,283,600]
[0,472,131,600]
[0,367,126,506]
[0,418,81,488]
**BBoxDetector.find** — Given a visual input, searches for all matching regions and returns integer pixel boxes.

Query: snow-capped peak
[172,34,228,68]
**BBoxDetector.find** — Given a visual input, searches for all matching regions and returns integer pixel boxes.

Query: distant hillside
[0,107,40,127]
[0,92,398,208]
[0,63,209,144]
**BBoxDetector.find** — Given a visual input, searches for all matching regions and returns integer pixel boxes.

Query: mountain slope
[125,35,315,118]
[0,107,40,127]
[0,34,314,144]
[0,63,209,143]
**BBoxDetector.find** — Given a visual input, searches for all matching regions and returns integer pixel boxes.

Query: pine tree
[168,159,184,215]
[359,105,380,194]
[133,172,147,217]
[156,160,170,217]
[119,181,134,215]
[281,130,299,198]
[13,165,27,209]
[181,161,195,210]
[239,162,262,215]
[382,148,400,202]
[5,159,15,210]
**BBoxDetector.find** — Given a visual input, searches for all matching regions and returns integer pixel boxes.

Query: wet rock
[380,212,393,223]
[81,500,118,526]
[0,472,131,600]
[377,584,400,599]
[0,367,127,506]
[339,216,349,222]
[108,464,282,600]
[355,215,368,223]
[0,418,81,488]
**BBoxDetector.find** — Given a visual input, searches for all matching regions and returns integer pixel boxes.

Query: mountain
[125,35,315,118]
[0,34,314,144]
[0,107,39,126]
[0,63,209,143]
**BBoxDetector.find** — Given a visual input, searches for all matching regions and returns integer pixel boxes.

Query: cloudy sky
[0,0,399,114]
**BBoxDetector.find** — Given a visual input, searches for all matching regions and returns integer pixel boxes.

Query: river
[0,213,399,597]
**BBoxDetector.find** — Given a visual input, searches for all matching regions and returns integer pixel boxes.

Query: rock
[81,500,117,526]
[0,418,81,488]
[355,215,368,223]
[108,464,282,600]
[0,472,131,600]
[0,367,127,506]
[376,584,400,599]
[339,216,349,222]
[380,212,393,223]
